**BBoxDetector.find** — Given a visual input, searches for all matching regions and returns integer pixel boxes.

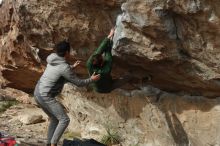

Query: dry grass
[0,100,18,113]
[101,127,121,146]
[63,130,82,140]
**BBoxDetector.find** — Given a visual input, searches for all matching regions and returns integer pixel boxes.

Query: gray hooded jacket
[35,53,92,98]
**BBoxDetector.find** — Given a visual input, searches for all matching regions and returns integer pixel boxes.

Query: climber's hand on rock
[108,28,115,40]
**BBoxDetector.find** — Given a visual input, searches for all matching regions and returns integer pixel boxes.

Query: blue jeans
[34,87,70,144]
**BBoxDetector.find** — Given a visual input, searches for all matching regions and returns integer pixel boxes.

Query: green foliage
[63,131,81,139]
[0,100,18,113]
[129,144,139,146]
[101,127,121,146]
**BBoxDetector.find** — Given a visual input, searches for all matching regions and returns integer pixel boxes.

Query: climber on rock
[86,28,131,93]
[34,41,100,146]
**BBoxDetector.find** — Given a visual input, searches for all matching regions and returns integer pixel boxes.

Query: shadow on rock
[164,111,189,145]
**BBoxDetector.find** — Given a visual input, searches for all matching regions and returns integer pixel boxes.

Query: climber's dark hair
[92,54,104,67]
[55,41,70,57]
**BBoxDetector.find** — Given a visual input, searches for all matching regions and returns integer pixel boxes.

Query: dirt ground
[0,103,64,146]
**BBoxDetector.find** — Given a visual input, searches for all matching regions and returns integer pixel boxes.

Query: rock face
[113,0,220,97]
[0,0,123,92]
[1,0,220,146]
[61,84,220,146]
[1,0,220,96]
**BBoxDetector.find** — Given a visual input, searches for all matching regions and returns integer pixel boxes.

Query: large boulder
[0,0,124,92]
[113,0,220,97]
[1,0,220,97]
[1,1,220,145]
[61,84,220,146]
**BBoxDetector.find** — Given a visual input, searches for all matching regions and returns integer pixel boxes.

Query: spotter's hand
[72,60,81,68]
[91,72,100,81]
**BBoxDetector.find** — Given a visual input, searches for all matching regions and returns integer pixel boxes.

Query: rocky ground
[0,88,50,145]
[0,87,122,146]
[0,101,122,146]
[0,102,75,146]
[0,103,49,146]
[1,85,220,146]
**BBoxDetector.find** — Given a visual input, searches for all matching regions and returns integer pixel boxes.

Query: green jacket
[86,37,113,93]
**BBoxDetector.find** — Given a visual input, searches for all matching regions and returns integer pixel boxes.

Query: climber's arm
[94,27,115,54]
[95,40,113,74]
[86,38,111,74]
[86,28,115,75]
[94,38,110,54]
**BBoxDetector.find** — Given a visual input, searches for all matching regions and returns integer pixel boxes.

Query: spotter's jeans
[34,86,69,144]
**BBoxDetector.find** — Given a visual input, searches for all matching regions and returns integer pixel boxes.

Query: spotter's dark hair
[55,41,70,57]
